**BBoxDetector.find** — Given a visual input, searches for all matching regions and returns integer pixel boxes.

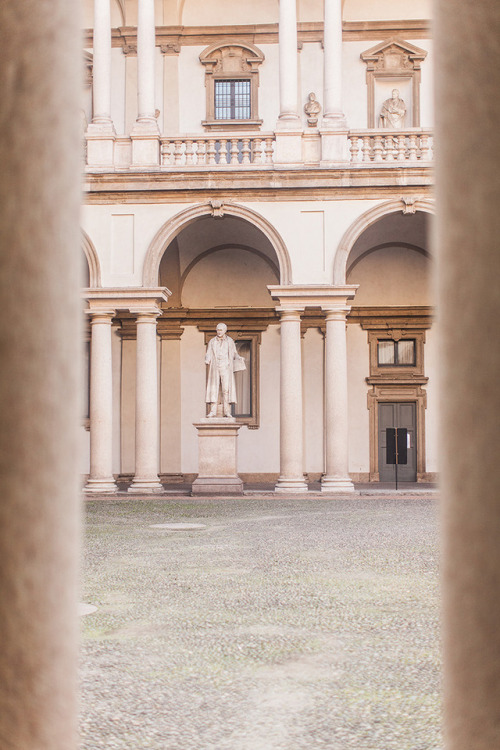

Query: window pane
[378,340,395,365]
[214,79,251,120]
[397,340,416,365]
[234,340,252,416]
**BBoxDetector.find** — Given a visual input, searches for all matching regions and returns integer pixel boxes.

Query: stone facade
[82,0,436,491]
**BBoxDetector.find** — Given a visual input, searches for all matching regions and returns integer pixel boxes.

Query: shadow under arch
[82,230,102,288]
[143,202,292,288]
[333,198,435,285]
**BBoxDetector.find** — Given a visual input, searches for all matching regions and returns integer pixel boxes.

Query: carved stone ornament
[122,43,137,56]
[304,93,322,127]
[160,43,180,56]
[209,200,225,218]
[83,51,93,88]
[401,196,418,214]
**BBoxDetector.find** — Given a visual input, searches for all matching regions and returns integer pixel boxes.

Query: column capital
[323,306,351,322]
[85,309,115,324]
[276,307,304,321]
[135,310,161,324]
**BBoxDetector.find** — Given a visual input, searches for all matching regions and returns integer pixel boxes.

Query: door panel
[378,402,417,482]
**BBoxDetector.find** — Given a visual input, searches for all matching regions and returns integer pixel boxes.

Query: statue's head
[308,92,316,101]
[392,89,400,99]
[216,323,227,338]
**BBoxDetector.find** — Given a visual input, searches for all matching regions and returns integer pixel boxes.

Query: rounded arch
[143,202,292,287]
[82,230,102,288]
[333,198,435,284]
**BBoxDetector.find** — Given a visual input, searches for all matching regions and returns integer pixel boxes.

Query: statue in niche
[205,323,246,418]
[304,92,321,127]
[379,89,407,129]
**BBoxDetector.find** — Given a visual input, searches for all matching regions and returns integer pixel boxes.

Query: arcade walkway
[80,492,441,749]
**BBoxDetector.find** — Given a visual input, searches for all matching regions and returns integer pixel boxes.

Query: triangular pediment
[361,38,427,71]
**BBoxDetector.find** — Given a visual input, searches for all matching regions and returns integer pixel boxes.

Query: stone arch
[333,198,435,284]
[81,230,102,288]
[143,202,292,287]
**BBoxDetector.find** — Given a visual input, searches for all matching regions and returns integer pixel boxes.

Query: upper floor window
[215,79,251,121]
[377,339,416,366]
[200,42,264,131]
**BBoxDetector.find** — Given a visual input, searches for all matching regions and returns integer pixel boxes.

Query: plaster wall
[343,0,432,22]
[181,0,279,26]
[81,199,390,288]
[347,246,431,306]
[347,323,370,473]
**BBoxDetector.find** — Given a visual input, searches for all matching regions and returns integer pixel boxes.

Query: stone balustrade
[160,133,276,167]
[84,129,435,169]
[348,129,433,164]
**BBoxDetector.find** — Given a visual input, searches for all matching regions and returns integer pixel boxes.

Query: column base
[128,479,164,493]
[274,477,309,493]
[321,476,355,493]
[320,128,350,165]
[84,478,117,493]
[274,128,303,165]
[192,476,243,495]
[131,120,160,167]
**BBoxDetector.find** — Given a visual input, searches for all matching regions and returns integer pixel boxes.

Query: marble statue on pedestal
[205,323,246,418]
[379,89,406,129]
[304,92,321,127]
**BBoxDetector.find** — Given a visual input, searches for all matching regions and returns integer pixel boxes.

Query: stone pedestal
[192,418,243,495]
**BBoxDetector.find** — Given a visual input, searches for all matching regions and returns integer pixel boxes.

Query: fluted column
[278,0,300,126]
[321,309,354,492]
[92,0,113,125]
[323,0,347,127]
[85,311,117,493]
[129,312,162,492]
[275,309,308,492]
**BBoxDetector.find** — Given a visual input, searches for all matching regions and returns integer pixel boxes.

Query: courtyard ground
[80,491,441,750]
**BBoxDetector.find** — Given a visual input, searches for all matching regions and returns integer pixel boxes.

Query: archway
[142,202,292,288]
[81,230,102,288]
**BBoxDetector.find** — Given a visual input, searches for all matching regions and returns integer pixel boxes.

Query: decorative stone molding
[200,41,264,131]
[81,229,102,288]
[209,199,225,218]
[83,51,93,88]
[160,42,180,55]
[143,202,292,287]
[122,43,137,56]
[361,39,427,128]
[401,195,419,214]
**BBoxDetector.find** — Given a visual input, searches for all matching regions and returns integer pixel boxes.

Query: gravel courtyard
[80,492,441,750]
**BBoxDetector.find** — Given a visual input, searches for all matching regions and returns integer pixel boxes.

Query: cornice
[83,167,433,203]
[82,20,431,50]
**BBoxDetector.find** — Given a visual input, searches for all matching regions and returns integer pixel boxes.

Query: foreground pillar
[129,312,163,492]
[85,311,117,492]
[275,309,308,492]
[321,308,354,492]
[0,2,81,748]
[436,2,500,748]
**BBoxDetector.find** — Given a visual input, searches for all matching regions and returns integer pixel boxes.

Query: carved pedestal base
[192,418,243,495]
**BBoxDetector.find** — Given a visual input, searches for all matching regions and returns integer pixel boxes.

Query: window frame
[200,42,264,132]
[377,338,416,367]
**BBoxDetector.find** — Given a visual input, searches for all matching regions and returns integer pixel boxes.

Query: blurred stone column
[435,1,500,748]
[0,1,81,748]
[132,0,160,165]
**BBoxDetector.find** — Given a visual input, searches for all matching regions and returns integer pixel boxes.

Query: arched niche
[143,202,292,288]
[334,198,435,284]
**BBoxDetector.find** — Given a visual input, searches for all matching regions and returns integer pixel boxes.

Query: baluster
[384,135,395,161]
[362,136,372,162]
[173,139,183,165]
[230,138,239,165]
[207,139,216,166]
[349,135,360,163]
[219,139,228,165]
[420,133,431,161]
[408,134,418,162]
[373,134,383,162]
[396,134,407,162]
[196,139,206,165]
[241,138,251,165]
[252,137,263,164]
[264,137,274,164]
[185,139,194,165]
